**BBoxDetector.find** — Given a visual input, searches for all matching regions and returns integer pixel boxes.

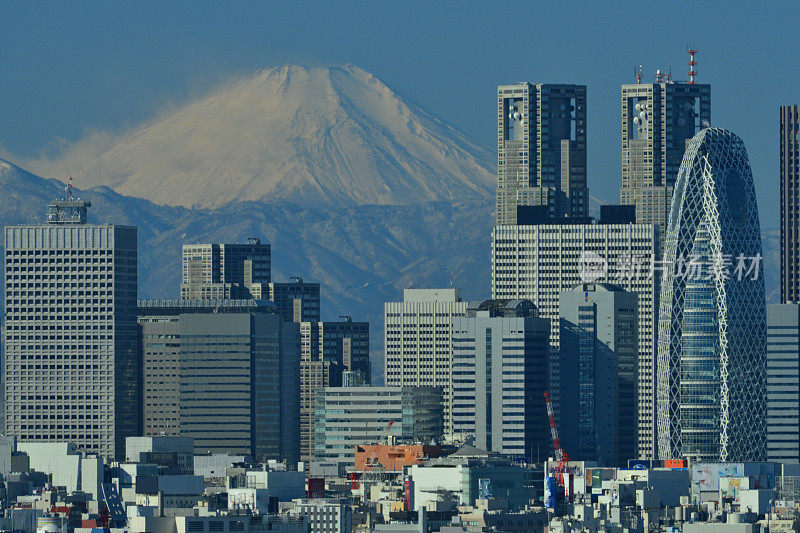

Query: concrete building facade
[491,222,658,458]
[451,300,550,457]
[496,83,587,225]
[179,239,271,300]
[312,386,443,467]
[767,303,800,463]
[4,193,138,460]
[559,283,638,466]
[384,289,468,433]
[780,105,800,304]
[299,319,370,462]
[267,279,321,323]
[619,80,711,235]
[138,299,300,464]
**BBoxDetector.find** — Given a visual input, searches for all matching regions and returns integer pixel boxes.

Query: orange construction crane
[544,391,570,486]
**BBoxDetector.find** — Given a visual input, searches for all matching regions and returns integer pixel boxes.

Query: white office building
[451,300,550,457]
[384,289,467,432]
[4,189,138,460]
[767,303,800,463]
[492,222,658,458]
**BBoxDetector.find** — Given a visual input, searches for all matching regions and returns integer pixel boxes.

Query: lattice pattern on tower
[657,128,767,461]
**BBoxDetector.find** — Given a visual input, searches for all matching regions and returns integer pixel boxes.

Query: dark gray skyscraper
[559,283,638,466]
[781,106,800,304]
[496,83,587,225]
[4,186,139,460]
[620,71,710,236]
[138,299,300,464]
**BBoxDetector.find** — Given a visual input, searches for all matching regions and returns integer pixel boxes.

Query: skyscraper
[4,188,138,459]
[451,300,550,457]
[780,106,800,304]
[299,319,369,462]
[180,239,271,300]
[767,303,800,463]
[620,76,710,235]
[267,278,321,323]
[657,128,766,462]
[492,222,658,458]
[138,299,300,464]
[384,289,468,433]
[559,284,638,466]
[496,83,587,225]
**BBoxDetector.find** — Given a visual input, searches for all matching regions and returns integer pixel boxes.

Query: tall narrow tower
[657,128,766,462]
[620,57,710,236]
[780,105,800,303]
[496,83,587,225]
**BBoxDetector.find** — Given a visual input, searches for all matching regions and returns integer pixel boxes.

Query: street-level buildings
[313,386,443,467]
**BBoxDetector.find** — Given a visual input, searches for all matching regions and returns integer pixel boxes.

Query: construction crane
[544,391,570,486]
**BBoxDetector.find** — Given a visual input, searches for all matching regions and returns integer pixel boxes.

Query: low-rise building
[313,387,443,467]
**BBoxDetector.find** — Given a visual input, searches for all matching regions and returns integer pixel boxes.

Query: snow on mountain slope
[32,65,496,208]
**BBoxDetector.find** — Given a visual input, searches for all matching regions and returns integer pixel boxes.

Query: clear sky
[1,1,798,229]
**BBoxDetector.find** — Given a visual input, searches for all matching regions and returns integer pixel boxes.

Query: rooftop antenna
[666,61,673,83]
[449,274,453,288]
[655,68,664,83]
[687,47,699,84]
[67,176,74,200]
[634,65,644,84]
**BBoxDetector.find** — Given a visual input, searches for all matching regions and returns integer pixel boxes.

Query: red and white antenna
[634,65,644,84]
[687,48,699,84]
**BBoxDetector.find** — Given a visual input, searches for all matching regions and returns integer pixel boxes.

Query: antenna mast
[687,48,699,84]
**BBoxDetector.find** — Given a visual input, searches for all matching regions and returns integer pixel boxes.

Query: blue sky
[1,1,798,229]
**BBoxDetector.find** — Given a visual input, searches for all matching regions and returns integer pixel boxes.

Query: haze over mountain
[0,159,496,382]
[27,65,496,209]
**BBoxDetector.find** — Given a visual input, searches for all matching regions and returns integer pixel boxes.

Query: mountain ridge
[24,64,496,209]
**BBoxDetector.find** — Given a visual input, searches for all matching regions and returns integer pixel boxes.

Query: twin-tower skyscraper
[496,76,710,234]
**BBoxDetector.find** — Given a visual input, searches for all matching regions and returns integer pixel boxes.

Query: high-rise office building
[451,300,550,457]
[492,222,658,458]
[299,319,369,462]
[767,303,800,463]
[267,279,321,323]
[384,289,468,433]
[496,83,587,225]
[559,284,638,466]
[179,239,271,300]
[4,189,138,459]
[657,128,766,462]
[138,299,300,464]
[780,106,800,304]
[313,386,443,466]
[620,77,710,235]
